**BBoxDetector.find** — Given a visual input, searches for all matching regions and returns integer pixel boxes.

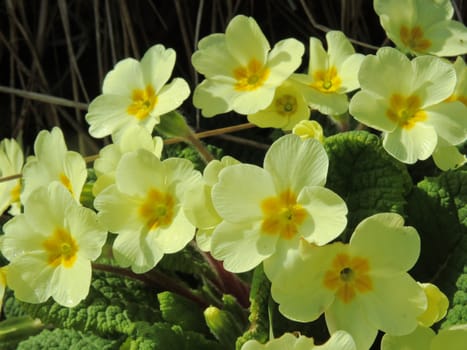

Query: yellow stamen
[260,189,307,239]
[445,94,467,107]
[386,94,427,129]
[127,84,158,120]
[139,188,175,230]
[400,25,431,52]
[275,94,298,116]
[323,253,372,303]
[43,228,79,268]
[233,59,270,91]
[310,66,342,93]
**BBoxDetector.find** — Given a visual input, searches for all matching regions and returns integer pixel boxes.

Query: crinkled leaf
[121,322,222,350]
[20,272,161,337]
[408,170,467,300]
[17,328,121,350]
[235,265,270,349]
[158,291,208,333]
[442,266,467,328]
[324,131,412,240]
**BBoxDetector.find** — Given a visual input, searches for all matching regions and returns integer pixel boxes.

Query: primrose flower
[210,134,347,274]
[247,79,310,130]
[270,213,426,350]
[381,325,467,350]
[292,119,325,142]
[86,44,190,139]
[0,138,24,215]
[21,127,87,204]
[292,31,364,116]
[374,0,467,56]
[241,330,356,350]
[94,149,201,273]
[192,15,304,117]
[0,183,107,307]
[93,124,163,196]
[349,47,467,164]
[184,156,240,251]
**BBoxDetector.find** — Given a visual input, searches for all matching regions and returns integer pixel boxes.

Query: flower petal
[102,58,144,96]
[298,186,348,245]
[349,91,397,132]
[153,209,195,253]
[155,78,190,116]
[210,221,276,273]
[362,274,426,335]
[382,123,437,163]
[264,134,329,193]
[266,38,305,87]
[425,101,467,145]
[412,55,456,106]
[140,44,176,92]
[212,164,275,223]
[325,298,378,350]
[51,257,91,307]
[349,213,421,273]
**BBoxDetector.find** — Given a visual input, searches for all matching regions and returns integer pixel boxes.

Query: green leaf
[442,266,467,328]
[323,131,412,240]
[20,272,161,337]
[121,322,222,350]
[235,265,270,350]
[158,291,207,333]
[408,170,467,300]
[16,328,121,350]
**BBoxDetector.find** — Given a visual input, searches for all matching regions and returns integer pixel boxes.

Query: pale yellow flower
[0,138,23,215]
[86,44,190,139]
[192,15,304,117]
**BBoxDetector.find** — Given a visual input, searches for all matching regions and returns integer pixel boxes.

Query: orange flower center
[10,181,21,203]
[323,253,373,303]
[139,188,175,231]
[386,94,427,129]
[260,189,307,239]
[400,25,431,53]
[275,94,298,116]
[311,66,341,93]
[43,227,79,268]
[127,84,158,120]
[233,59,270,91]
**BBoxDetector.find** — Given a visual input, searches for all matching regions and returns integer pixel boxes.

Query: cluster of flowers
[0,0,466,349]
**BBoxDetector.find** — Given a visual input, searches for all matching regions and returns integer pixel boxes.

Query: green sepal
[155,111,191,139]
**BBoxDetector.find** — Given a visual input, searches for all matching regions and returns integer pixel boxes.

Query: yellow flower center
[323,253,372,304]
[275,94,298,116]
[10,182,21,203]
[139,188,175,230]
[127,84,158,120]
[386,94,427,129]
[310,66,342,93]
[43,227,79,268]
[59,173,74,195]
[400,25,432,53]
[233,59,270,91]
[260,189,307,239]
